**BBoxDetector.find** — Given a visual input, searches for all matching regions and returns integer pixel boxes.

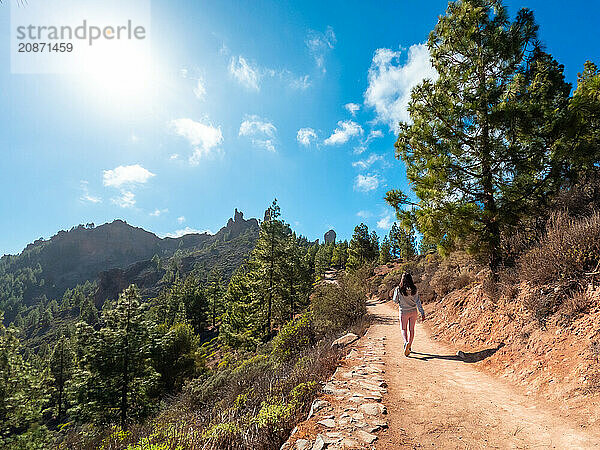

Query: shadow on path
[409,343,505,363]
[370,314,397,325]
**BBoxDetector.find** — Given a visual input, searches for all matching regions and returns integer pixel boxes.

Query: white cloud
[130,133,140,143]
[377,213,394,230]
[352,153,384,170]
[103,164,155,188]
[170,154,179,160]
[112,191,136,208]
[239,115,277,152]
[324,120,363,146]
[177,216,186,224]
[80,180,101,204]
[227,54,310,91]
[239,116,276,137]
[354,173,382,192]
[353,129,384,155]
[164,227,212,238]
[297,128,318,146]
[367,129,384,141]
[364,43,438,131]
[169,118,224,165]
[229,55,260,91]
[193,78,206,100]
[357,210,372,219]
[150,208,168,217]
[345,103,360,116]
[290,74,311,90]
[306,26,336,73]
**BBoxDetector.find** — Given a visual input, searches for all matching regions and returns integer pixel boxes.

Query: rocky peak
[324,229,336,245]
[221,209,259,240]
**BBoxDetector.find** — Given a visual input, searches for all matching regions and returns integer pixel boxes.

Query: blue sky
[1,0,599,255]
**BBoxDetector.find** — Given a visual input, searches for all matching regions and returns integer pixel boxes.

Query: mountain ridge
[0,210,259,322]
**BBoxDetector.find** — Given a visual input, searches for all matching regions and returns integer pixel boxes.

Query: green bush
[270,313,314,363]
[310,269,368,335]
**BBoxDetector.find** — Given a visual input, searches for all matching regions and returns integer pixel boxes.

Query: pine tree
[314,244,333,279]
[74,285,158,428]
[49,336,75,421]
[0,312,49,445]
[219,263,263,349]
[281,234,312,320]
[79,296,98,325]
[331,241,349,268]
[386,0,573,270]
[150,322,199,394]
[379,236,392,265]
[253,199,290,334]
[397,226,417,260]
[370,231,380,260]
[206,268,224,328]
[220,200,311,346]
[347,224,378,269]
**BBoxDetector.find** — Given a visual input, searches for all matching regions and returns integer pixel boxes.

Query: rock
[324,229,336,245]
[295,439,311,450]
[340,437,360,448]
[359,403,386,416]
[318,418,336,428]
[356,430,378,444]
[332,333,359,349]
[323,382,347,396]
[372,419,388,428]
[308,399,331,418]
[351,412,365,421]
[326,432,342,438]
[312,434,326,450]
[322,433,341,445]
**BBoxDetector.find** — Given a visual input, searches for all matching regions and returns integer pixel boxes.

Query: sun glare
[78,41,162,112]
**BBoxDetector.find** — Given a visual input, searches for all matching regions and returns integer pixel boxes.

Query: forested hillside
[0,198,390,449]
[0,209,259,326]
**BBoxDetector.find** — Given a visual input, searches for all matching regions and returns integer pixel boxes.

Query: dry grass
[518,211,600,287]
[518,211,600,321]
[429,252,482,298]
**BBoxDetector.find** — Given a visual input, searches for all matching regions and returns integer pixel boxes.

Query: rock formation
[324,229,336,245]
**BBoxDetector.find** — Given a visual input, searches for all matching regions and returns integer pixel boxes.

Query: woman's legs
[407,311,417,347]
[400,311,410,344]
[400,310,418,345]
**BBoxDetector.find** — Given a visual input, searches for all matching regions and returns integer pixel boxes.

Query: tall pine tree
[386,0,573,270]
[74,285,158,429]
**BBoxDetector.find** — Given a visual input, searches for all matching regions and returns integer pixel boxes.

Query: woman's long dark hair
[399,272,417,296]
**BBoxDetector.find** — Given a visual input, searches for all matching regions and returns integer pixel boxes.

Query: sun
[78,39,163,113]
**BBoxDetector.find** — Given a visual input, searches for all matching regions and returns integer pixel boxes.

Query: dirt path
[371,298,600,449]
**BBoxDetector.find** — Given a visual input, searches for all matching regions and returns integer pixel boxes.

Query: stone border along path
[281,330,388,450]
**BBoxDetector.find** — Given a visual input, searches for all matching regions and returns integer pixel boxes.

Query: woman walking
[393,273,425,356]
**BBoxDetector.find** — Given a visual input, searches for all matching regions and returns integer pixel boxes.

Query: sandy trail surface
[370,298,600,449]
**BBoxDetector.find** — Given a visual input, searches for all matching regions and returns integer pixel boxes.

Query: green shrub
[201,422,241,442]
[311,269,367,335]
[270,313,314,363]
[253,398,294,430]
